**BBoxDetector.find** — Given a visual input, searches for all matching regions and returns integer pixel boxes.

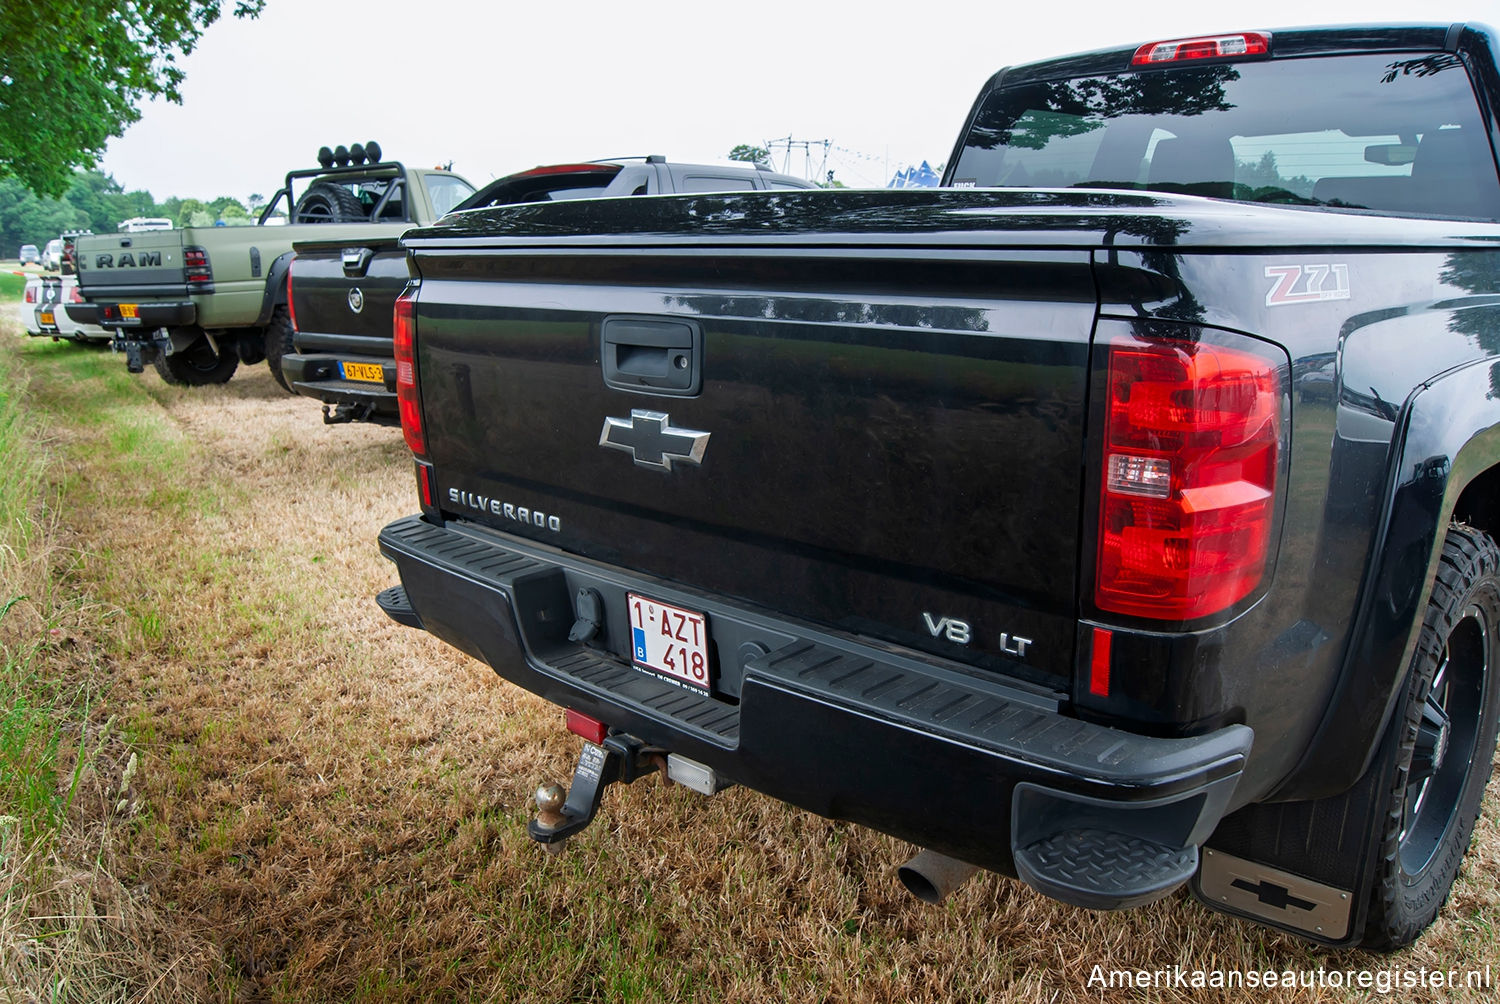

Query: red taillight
[24,285,35,303]
[1095,333,1282,621]
[183,246,212,283]
[285,267,297,331]
[69,285,82,303]
[393,287,424,456]
[1132,32,1270,65]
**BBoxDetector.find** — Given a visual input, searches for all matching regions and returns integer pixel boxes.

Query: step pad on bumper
[1015,829,1198,910]
[548,648,741,742]
[375,586,422,629]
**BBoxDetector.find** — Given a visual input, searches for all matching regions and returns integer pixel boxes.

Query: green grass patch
[0,271,26,299]
[0,333,154,1000]
[0,609,72,845]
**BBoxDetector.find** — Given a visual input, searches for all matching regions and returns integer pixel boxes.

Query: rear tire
[264,305,296,394]
[1362,523,1500,949]
[153,336,239,386]
[292,183,365,224]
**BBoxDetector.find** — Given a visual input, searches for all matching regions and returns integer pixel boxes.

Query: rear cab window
[677,175,759,193]
[425,174,476,218]
[950,51,1500,219]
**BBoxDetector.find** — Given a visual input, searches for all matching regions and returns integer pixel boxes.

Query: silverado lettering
[377,23,1500,953]
[447,488,561,532]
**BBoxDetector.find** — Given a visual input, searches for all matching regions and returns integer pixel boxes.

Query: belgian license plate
[119,303,139,319]
[628,593,710,690]
[341,361,384,383]
[39,311,55,326]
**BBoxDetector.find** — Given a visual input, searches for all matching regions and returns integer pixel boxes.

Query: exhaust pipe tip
[898,849,981,905]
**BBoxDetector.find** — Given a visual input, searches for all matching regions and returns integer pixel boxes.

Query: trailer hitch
[120,337,147,373]
[528,733,662,852]
[322,402,377,425]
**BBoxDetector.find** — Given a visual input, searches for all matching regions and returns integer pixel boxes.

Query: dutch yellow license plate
[341,361,384,383]
[39,311,54,326]
[119,303,139,319]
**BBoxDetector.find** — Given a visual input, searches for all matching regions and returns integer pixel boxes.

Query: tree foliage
[728,144,770,166]
[0,169,252,253]
[0,2,266,197]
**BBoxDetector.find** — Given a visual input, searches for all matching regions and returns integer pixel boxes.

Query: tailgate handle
[341,247,375,278]
[601,316,702,397]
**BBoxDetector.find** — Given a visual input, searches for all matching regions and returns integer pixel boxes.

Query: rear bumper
[66,301,195,330]
[378,514,1253,909]
[282,352,397,411]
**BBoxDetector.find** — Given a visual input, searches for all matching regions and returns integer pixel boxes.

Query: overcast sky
[99,0,1489,202]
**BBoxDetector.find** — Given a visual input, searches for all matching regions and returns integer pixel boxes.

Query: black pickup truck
[283,158,816,423]
[374,25,1500,949]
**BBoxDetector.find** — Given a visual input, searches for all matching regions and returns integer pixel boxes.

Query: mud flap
[1191,736,1391,945]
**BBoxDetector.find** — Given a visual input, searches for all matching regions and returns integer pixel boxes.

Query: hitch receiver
[323,402,378,425]
[527,733,660,848]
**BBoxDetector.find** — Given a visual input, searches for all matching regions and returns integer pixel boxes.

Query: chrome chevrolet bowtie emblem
[599,410,710,471]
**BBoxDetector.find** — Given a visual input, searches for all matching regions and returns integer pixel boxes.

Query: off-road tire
[292,183,365,224]
[1362,523,1500,949]
[153,336,240,386]
[264,305,296,394]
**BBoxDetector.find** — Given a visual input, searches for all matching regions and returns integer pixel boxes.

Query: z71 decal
[1264,263,1350,307]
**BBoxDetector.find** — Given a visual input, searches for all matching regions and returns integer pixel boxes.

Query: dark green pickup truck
[67,145,472,387]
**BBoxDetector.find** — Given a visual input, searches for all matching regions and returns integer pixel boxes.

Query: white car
[19,275,110,343]
[41,239,63,271]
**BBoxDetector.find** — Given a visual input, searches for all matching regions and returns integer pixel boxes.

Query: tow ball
[527,733,664,853]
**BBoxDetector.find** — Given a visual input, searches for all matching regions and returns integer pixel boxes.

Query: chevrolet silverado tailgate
[408,192,1099,684]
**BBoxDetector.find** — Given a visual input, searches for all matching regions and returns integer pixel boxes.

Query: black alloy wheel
[1363,524,1500,949]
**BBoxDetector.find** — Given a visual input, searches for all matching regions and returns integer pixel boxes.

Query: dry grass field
[2,326,1499,1002]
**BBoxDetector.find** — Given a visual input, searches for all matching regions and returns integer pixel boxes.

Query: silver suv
[455,155,816,210]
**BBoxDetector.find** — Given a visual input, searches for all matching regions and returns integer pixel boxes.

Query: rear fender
[253,251,296,326]
[1286,355,1500,797]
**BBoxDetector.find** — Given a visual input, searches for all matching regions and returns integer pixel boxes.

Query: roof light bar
[1132,32,1270,66]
